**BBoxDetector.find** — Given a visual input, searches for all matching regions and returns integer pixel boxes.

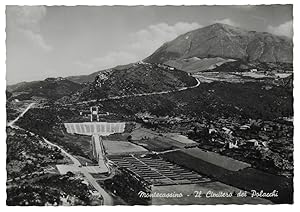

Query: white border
[1,0,298,212]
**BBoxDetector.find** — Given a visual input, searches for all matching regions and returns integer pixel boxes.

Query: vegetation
[96,80,292,121]
[7,174,98,206]
[6,127,99,206]
[212,60,293,73]
[103,168,151,205]
[6,127,66,179]
[68,63,197,101]
[9,77,82,101]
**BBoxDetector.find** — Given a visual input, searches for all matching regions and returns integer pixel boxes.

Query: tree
[127,135,132,142]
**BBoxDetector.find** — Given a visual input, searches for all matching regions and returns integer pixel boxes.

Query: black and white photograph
[5,3,294,206]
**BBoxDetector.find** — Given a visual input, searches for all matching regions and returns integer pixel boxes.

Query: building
[246,139,259,147]
[90,106,100,122]
[240,124,250,130]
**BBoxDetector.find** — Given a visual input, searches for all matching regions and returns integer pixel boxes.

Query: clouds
[213,18,239,27]
[75,51,139,71]
[130,22,202,54]
[6,6,52,51]
[267,20,293,38]
[76,22,202,71]
[7,6,46,29]
[92,51,138,68]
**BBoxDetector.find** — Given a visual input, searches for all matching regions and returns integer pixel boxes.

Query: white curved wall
[64,122,126,136]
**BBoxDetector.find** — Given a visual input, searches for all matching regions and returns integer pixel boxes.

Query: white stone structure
[64,122,126,172]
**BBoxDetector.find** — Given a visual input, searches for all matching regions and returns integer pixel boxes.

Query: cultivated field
[130,128,194,151]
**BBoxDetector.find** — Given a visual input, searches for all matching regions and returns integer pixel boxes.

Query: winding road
[7,102,114,205]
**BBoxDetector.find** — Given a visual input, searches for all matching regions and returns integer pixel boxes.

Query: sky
[6,5,293,85]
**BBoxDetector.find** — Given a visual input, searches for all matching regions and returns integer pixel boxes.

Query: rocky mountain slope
[145,23,293,69]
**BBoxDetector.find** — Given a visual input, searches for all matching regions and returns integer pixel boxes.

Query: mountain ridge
[144,23,293,65]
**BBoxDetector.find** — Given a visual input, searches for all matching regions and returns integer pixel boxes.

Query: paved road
[7,102,35,127]
[8,102,114,205]
[65,77,201,106]
[43,137,113,205]
[43,138,81,166]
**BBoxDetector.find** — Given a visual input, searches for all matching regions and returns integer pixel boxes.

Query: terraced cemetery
[108,154,211,186]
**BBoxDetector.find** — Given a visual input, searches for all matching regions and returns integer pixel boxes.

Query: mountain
[9,77,83,101]
[62,23,293,83]
[144,23,293,72]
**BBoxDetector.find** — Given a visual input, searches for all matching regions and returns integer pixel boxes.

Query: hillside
[9,77,83,101]
[66,63,135,84]
[7,81,33,92]
[92,80,293,121]
[209,60,293,73]
[145,23,293,70]
[165,57,236,73]
[66,62,197,102]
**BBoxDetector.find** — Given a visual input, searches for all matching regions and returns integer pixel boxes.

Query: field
[194,72,254,83]
[50,126,93,160]
[131,138,181,152]
[131,127,159,140]
[130,127,195,151]
[103,140,148,155]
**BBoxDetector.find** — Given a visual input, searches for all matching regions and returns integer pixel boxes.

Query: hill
[66,63,135,84]
[64,62,197,102]
[9,77,83,101]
